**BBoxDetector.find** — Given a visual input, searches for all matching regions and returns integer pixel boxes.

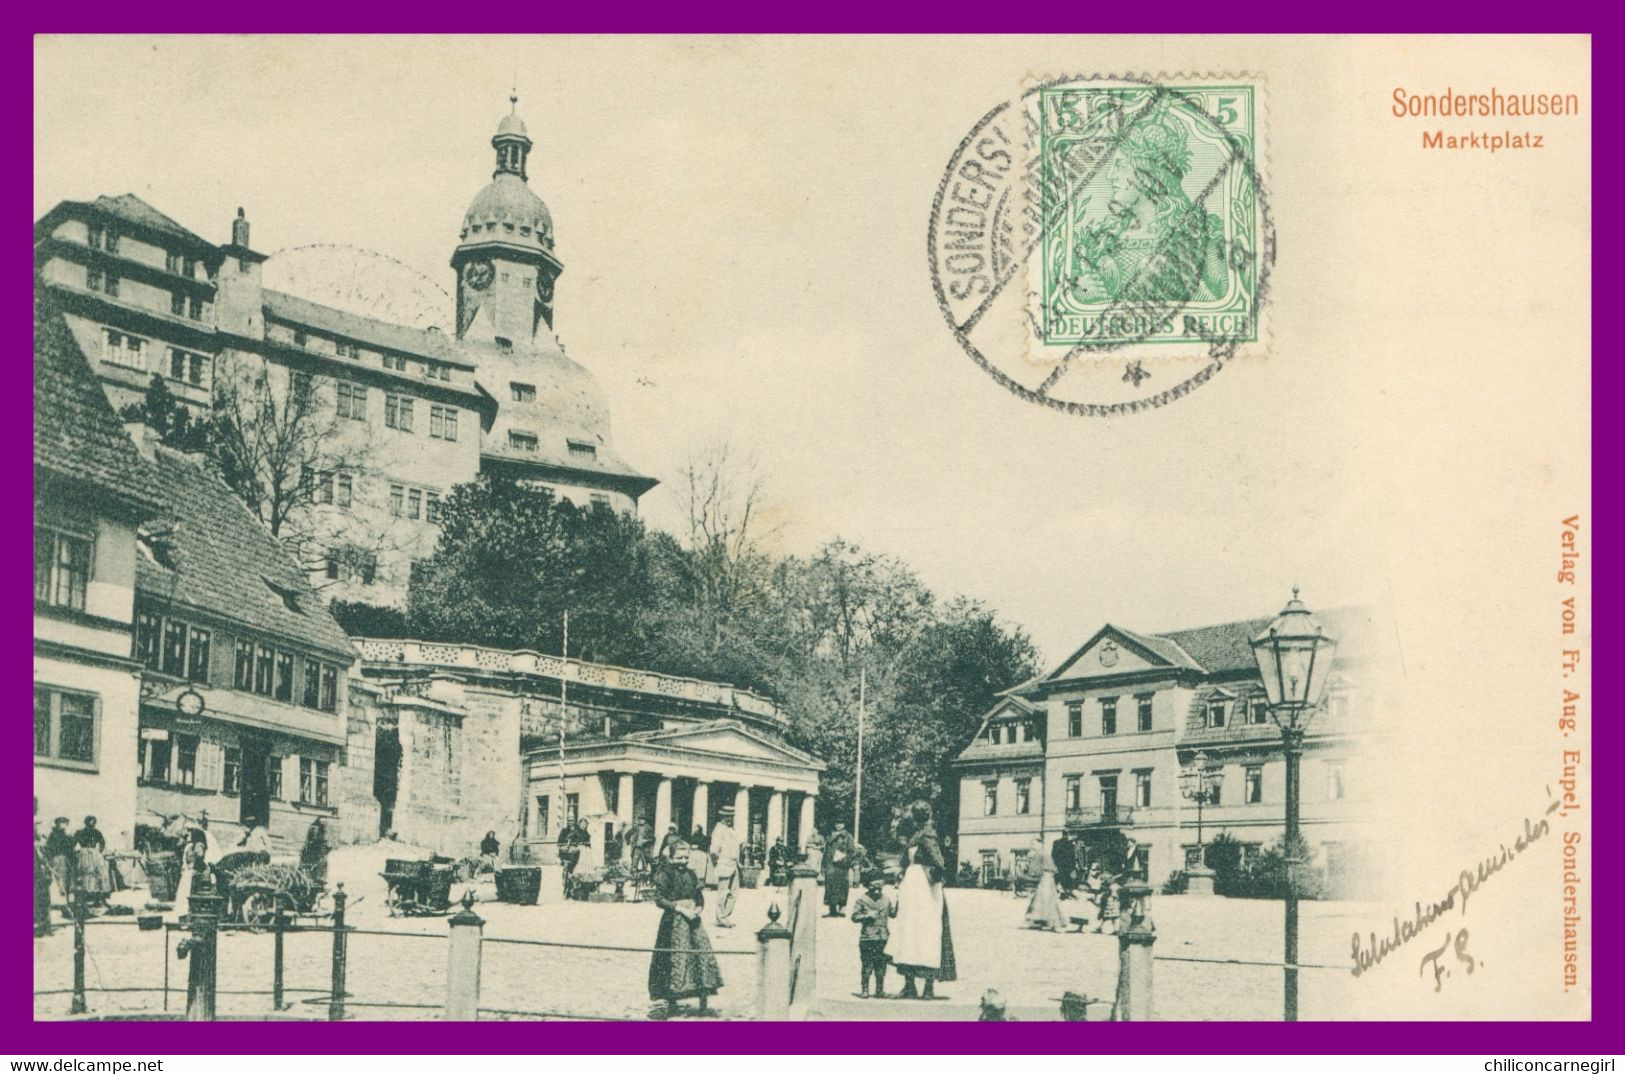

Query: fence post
[755,901,792,1020]
[272,909,288,1011]
[179,869,223,1021]
[328,883,349,1021]
[70,895,87,1015]
[786,865,819,1011]
[1113,881,1156,1021]
[444,891,485,1020]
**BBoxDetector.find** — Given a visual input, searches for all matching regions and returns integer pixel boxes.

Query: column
[799,795,816,847]
[653,777,672,840]
[616,772,635,827]
[693,781,710,834]
[765,789,785,847]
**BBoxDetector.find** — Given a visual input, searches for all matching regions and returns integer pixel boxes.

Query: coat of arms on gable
[1098,641,1120,667]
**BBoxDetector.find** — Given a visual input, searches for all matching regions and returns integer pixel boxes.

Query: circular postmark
[928,74,1275,416]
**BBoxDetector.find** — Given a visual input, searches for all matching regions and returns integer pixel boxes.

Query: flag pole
[557,610,569,836]
[853,667,865,842]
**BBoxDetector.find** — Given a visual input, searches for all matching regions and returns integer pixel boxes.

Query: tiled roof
[1155,605,1374,675]
[263,289,468,366]
[1113,625,1203,671]
[955,739,1044,764]
[91,194,212,248]
[33,300,164,513]
[135,446,355,660]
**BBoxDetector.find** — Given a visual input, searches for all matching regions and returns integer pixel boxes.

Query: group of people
[1021,833,1128,934]
[34,814,114,934]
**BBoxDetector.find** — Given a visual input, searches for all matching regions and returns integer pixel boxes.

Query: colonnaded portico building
[341,638,823,858]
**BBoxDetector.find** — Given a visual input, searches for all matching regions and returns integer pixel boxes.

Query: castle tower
[451,95,563,344]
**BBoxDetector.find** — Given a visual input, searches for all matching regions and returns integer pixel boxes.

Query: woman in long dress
[884,801,957,999]
[647,843,723,1016]
[1022,839,1065,931]
[71,817,111,907]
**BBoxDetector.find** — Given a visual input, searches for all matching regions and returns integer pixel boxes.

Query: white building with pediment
[953,606,1381,891]
[340,638,822,860]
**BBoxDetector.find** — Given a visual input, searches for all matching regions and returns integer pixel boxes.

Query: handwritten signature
[1350,792,1559,983]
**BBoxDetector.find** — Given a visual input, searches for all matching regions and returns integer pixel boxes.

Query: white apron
[884,858,943,970]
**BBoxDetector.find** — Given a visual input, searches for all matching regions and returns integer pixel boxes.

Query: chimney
[122,420,159,461]
[232,207,250,248]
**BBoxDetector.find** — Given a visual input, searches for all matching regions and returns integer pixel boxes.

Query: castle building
[33,97,655,610]
[953,604,1379,891]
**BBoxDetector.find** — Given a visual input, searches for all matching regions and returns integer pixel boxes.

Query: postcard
[31,34,1590,1026]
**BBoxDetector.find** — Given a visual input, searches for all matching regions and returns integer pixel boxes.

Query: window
[496,337,513,354]
[1135,769,1153,807]
[299,757,330,807]
[1067,702,1083,738]
[986,724,999,745]
[1327,762,1347,801]
[511,382,536,402]
[1249,697,1271,725]
[389,484,405,516]
[274,651,295,702]
[187,627,211,683]
[187,296,203,320]
[104,274,120,298]
[165,251,183,274]
[335,473,352,508]
[382,354,406,371]
[535,795,551,839]
[430,405,458,440]
[982,781,998,816]
[88,224,106,250]
[425,491,441,523]
[566,793,580,825]
[171,291,186,316]
[102,330,146,370]
[590,493,610,510]
[359,554,377,586]
[324,556,340,581]
[35,526,92,611]
[267,757,283,801]
[1065,775,1081,810]
[509,431,538,452]
[336,340,360,358]
[160,619,187,677]
[311,469,334,504]
[254,644,275,697]
[1245,764,1263,804]
[336,382,367,421]
[1101,696,1118,735]
[223,748,242,795]
[140,737,171,783]
[1098,774,1119,817]
[1206,699,1228,728]
[407,488,422,520]
[87,268,103,292]
[423,361,450,381]
[34,687,98,767]
[294,329,308,347]
[234,640,254,690]
[134,611,161,670]
[1208,778,1222,806]
[320,664,338,712]
[170,348,208,387]
[1015,778,1031,815]
[568,440,597,460]
[384,394,414,432]
[173,733,199,788]
[1137,694,1154,732]
[291,371,313,401]
[303,658,322,708]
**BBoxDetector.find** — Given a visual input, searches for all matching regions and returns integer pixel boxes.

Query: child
[851,873,896,998]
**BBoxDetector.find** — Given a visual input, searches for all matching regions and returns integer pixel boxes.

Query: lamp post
[1178,750,1224,895]
[1249,587,1337,1023]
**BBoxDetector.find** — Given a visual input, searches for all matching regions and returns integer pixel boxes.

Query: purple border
[14,23,1607,1055]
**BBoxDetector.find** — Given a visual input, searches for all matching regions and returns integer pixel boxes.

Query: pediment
[1047,625,1173,681]
[634,723,820,769]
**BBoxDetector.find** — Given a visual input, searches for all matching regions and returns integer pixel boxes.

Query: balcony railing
[1065,805,1135,827]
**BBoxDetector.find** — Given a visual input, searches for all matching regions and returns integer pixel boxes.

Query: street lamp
[1178,750,1224,894]
[1249,587,1337,1023]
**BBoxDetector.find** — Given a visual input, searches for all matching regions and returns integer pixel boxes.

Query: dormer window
[568,440,597,461]
[263,577,305,615]
[509,431,538,452]
[511,382,535,402]
[1205,699,1228,728]
[496,337,513,354]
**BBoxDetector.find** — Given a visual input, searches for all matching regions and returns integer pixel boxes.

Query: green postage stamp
[928,75,1270,415]
[1032,81,1264,354]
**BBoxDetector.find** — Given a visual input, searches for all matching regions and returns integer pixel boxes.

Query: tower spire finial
[510,72,518,113]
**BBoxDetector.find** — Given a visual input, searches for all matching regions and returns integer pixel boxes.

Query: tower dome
[457,95,554,253]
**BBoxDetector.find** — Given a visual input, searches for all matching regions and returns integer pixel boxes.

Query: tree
[405,475,659,664]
